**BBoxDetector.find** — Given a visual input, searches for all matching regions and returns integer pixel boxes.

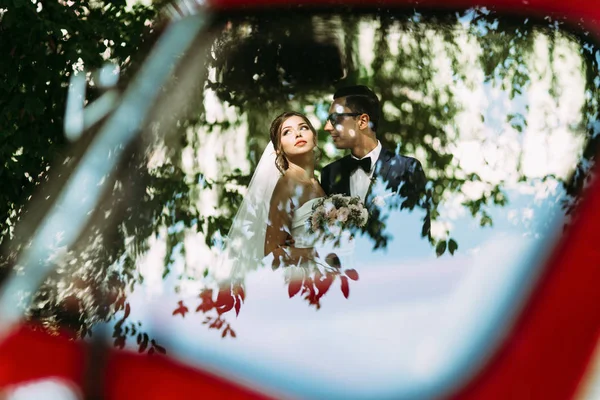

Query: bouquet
[307,194,369,242]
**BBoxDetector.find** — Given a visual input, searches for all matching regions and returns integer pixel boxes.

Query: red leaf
[139,335,148,353]
[234,299,241,316]
[302,277,320,308]
[233,284,245,302]
[288,279,302,298]
[229,329,237,338]
[196,302,212,313]
[221,327,228,338]
[215,288,235,315]
[115,296,125,312]
[172,300,189,317]
[314,270,324,290]
[315,271,334,296]
[344,269,359,281]
[124,303,131,319]
[340,276,350,299]
[210,318,224,329]
[196,289,215,313]
[199,288,214,301]
[114,336,125,349]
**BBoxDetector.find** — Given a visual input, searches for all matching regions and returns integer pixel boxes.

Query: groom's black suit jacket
[320,147,430,249]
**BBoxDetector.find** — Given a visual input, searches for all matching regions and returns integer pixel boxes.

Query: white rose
[323,201,335,215]
[372,196,385,207]
[360,208,369,225]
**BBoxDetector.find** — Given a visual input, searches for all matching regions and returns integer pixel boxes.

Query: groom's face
[324,98,359,150]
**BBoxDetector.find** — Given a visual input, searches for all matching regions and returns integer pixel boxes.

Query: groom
[320,85,429,249]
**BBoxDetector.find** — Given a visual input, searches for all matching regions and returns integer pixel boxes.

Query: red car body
[0,0,599,399]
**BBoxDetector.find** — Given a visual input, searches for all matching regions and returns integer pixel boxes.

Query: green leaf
[480,215,493,227]
[448,238,458,255]
[435,240,447,257]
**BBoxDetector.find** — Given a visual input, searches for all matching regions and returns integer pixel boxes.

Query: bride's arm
[265,178,316,266]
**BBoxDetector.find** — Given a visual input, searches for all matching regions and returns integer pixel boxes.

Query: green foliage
[435,240,447,257]
[0,0,157,246]
[448,238,458,255]
[0,0,158,343]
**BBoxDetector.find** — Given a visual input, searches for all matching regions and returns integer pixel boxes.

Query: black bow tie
[348,157,372,173]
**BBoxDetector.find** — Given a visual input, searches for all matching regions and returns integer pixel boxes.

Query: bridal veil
[215,141,280,280]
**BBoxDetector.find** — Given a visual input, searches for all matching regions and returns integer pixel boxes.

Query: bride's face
[279,116,316,158]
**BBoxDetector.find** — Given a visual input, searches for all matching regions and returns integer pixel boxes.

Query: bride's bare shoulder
[270,174,295,203]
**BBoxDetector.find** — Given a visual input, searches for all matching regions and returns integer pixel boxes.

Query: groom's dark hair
[333,85,380,132]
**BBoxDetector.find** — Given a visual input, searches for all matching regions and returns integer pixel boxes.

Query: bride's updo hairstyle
[269,111,318,174]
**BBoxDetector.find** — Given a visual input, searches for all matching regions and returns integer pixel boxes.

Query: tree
[0,0,157,248]
[0,0,158,345]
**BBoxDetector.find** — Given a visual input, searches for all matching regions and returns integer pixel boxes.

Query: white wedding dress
[289,198,322,248]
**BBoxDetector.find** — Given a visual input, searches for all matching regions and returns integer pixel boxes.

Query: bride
[264,111,325,267]
[219,111,337,279]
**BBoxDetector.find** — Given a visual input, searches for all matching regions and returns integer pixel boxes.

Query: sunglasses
[326,112,362,125]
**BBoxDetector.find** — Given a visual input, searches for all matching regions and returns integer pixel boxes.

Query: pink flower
[327,208,338,224]
[323,201,335,214]
[337,207,350,222]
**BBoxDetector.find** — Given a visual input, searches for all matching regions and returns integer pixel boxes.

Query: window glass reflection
[4,8,599,393]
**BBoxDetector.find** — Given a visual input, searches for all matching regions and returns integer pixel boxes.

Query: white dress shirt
[350,141,382,202]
